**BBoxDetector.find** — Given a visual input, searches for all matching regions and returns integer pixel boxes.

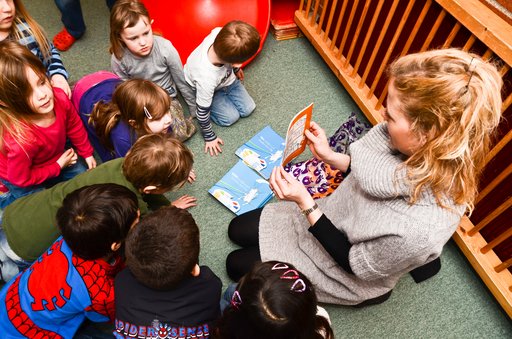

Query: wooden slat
[359,0,400,88]
[372,0,416,106]
[295,10,385,125]
[499,63,510,77]
[454,217,512,318]
[436,0,512,65]
[484,126,512,166]
[330,0,348,50]
[462,34,477,51]
[377,1,432,108]
[443,22,461,47]
[351,0,386,77]
[322,0,338,43]
[503,91,512,112]
[344,0,371,68]
[336,0,360,58]
[482,227,512,254]
[496,257,512,273]
[420,9,446,50]
[476,161,512,204]
[305,0,312,18]
[316,0,329,35]
[311,0,321,25]
[468,195,512,236]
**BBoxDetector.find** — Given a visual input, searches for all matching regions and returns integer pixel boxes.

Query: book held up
[209,104,313,215]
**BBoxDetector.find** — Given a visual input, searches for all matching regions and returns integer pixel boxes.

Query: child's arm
[59,91,96,169]
[194,84,224,156]
[4,138,62,187]
[111,55,130,81]
[163,40,197,114]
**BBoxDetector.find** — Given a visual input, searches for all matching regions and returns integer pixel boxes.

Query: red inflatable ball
[142,0,271,66]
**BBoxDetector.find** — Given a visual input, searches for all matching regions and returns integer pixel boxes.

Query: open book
[210,103,313,214]
[235,103,313,179]
[208,160,274,215]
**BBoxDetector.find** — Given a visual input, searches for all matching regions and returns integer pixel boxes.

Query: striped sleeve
[196,104,217,141]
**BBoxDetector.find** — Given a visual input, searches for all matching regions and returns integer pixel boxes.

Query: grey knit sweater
[111,36,196,115]
[259,123,465,305]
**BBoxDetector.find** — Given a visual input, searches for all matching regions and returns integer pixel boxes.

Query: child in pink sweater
[0,40,95,208]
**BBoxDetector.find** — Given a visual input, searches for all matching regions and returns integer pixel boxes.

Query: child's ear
[191,264,200,277]
[141,185,158,194]
[111,242,122,252]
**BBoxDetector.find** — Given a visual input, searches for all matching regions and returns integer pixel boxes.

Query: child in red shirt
[0,40,95,208]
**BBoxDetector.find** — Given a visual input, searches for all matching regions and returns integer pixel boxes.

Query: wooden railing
[295,0,512,317]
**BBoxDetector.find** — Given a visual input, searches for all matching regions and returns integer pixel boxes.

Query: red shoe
[53,28,76,51]
[0,183,8,193]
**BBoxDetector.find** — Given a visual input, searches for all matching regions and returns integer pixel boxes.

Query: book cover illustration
[235,126,285,180]
[282,103,313,165]
[209,160,274,215]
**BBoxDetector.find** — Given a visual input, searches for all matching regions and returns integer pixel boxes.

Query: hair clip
[143,106,153,120]
[280,269,300,280]
[271,263,289,270]
[290,279,306,293]
[230,290,242,309]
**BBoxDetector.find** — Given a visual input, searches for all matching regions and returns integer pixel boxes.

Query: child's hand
[57,148,77,168]
[85,156,97,170]
[188,169,196,183]
[51,74,71,98]
[205,137,224,156]
[171,195,197,209]
[235,68,244,81]
[305,121,333,161]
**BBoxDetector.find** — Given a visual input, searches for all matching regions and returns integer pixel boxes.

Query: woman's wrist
[297,195,316,211]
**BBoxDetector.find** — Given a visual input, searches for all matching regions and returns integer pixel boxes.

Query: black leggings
[226,208,263,281]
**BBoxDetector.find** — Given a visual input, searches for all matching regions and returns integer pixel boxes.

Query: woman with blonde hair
[225,48,503,305]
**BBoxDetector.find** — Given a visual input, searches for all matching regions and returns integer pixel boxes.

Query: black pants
[226,208,263,281]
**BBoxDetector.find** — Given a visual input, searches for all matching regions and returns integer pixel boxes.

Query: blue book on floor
[235,126,285,180]
[209,160,274,215]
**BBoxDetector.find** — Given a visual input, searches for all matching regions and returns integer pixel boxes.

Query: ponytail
[89,102,122,152]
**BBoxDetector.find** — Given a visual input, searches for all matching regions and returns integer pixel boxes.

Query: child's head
[56,183,139,260]
[386,48,503,211]
[109,0,153,59]
[0,0,52,59]
[122,133,194,194]
[125,205,200,290]
[217,261,334,339]
[90,78,173,150]
[0,40,53,146]
[213,20,261,65]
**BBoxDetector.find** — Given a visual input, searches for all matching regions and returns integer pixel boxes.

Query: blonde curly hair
[388,48,503,214]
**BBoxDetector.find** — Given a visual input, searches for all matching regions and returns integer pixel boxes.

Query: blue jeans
[210,80,256,126]
[54,0,116,38]
[220,282,238,313]
[0,160,87,209]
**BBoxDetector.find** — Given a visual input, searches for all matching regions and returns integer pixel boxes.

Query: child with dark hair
[114,206,222,339]
[0,133,196,282]
[184,20,261,156]
[215,261,334,339]
[0,183,140,338]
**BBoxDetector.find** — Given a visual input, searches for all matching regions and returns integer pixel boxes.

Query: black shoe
[410,257,441,283]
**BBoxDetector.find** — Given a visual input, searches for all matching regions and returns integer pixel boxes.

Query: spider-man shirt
[0,236,124,338]
[114,266,221,339]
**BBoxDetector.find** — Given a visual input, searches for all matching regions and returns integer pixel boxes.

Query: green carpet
[23,0,512,337]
